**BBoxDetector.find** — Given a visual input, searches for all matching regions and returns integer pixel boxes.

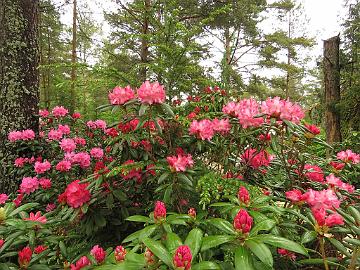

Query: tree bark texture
[323,36,342,144]
[70,0,77,113]
[140,0,150,81]
[0,0,39,193]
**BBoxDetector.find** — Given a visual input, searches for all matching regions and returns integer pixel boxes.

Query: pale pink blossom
[189,119,215,140]
[302,189,340,210]
[52,106,68,117]
[48,129,63,141]
[212,118,231,133]
[0,194,9,204]
[20,177,39,194]
[90,148,104,160]
[22,130,36,140]
[60,138,76,153]
[73,152,91,168]
[166,154,194,172]
[39,109,49,117]
[261,97,305,123]
[24,211,47,223]
[56,160,72,172]
[34,160,51,174]
[58,124,70,135]
[336,149,360,164]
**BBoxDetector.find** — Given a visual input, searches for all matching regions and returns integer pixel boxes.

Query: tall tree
[0,0,40,193]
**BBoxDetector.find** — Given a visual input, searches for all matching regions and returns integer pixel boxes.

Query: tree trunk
[0,0,40,194]
[222,26,231,87]
[70,0,77,113]
[324,36,342,144]
[140,0,150,82]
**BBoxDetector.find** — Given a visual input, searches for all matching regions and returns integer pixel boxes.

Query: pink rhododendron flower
[34,245,47,254]
[90,148,104,160]
[188,208,196,218]
[72,112,81,119]
[325,213,344,227]
[173,245,192,270]
[137,81,166,104]
[154,201,166,221]
[144,248,155,265]
[13,193,23,207]
[105,127,119,137]
[20,177,39,194]
[166,154,194,172]
[0,239,4,248]
[305,123,321,135]
[114,245,126,262]
[46,203,56,212]
[278,248,296,261]
[73,152,91,168]
[34,160,51,174]
[329,161,345,171]
[109,85,135,105]
[56,160,72,172]
[326,174,342,187]
[22,129,36,140]
[8,131,23,142]
[212,118,231,133]
[58,124,71,135]
[238,186,250,205]
[233,209,253,233]
[52,106,68,117]
[259,133,271,141]
[241,148,273,169]
[15,157,26,167]
[303,164,324,182]
[0,193,8,204]
[48,129,63,140]
[223,99,264,128]
[121,160,142,182]
[91,245,106,264]
[336,149,360,164]
[18,246,32,268]
[39,178,52,189]
[64,180,91,208]
[261,97,305,123]
[74,137,86,146]
[285,189,303,203]
[39,109,49,117]
[87,120,107,130]
[70,256,91,270]
[60,138,76,153]
[24,211,47,223]
[189,119,215,140]
[302,189,340,210]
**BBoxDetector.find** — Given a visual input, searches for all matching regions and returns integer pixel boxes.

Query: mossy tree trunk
[0,0,40,194]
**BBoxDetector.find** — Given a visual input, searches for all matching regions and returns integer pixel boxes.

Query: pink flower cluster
[166,153,194,172]
[70,256,91,270]
[154,201,166,221]
[8,129,35,142]
[261,97,305,123]
[72,152,91,168]
[325,174,354,193]
[223,99,263,128]
[90,245,106,264]
[60,180,91,208]
[278,248,296,261]
[303,164,324,182]
[0,193,9,204]
[24,211,47,223]
[18,246,32,268]
[173,245,192,270]
[90,147,104,160]
[34,160,51,174]
[233,209,253,234]
[114,245,126,262]
[241,148,273,169]
[60,138,76,153]
[109,85,135,105]
[137,81,166,104]
[238,186,250,205]
[336,149,360,164]
[56,160,72,172]
[189,118,231,140]
[87,120,107,130]
[20,177,39,194]
[14,156,36,167]
[52,106,68,117]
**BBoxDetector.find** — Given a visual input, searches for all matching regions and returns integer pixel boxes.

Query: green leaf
[328,238,351,257]
[0,263,10,270]
[184,228,203,258]
[8,203,39,217]
[166,232,182,253]
[28,265,51,270]
[139,103,148,116]
[251,235,308,256]
[59,241,67,258]
[249,219,276,236]
[210,202,234,207]
[208,218,236,235]
[177,174,193,186]
[94,261,145,270]
[161,103,174,117]
[201,235,235,251]
[158,172,169,184]
[245,240,273,267]
[301,231,317,244]
[298,258,343,267]
[142,238,172,267]
[192,261,220,270]
[126,215,151,223]
[235,246,255,270]
[348,206,360,223]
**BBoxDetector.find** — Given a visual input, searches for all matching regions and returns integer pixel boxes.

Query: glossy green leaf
[208,218,236,235]
[245,239,273,267]
[249,219,276,236]
[142,238,172,267]
[192,261,220,270]
[235,246,255,270]
[301,231,317,244]
[201,235,235,251]
[184,228,203,258]
[126,215,151,223]
[8,203,39,217]
[166,232,182,253]
[251,235,308,255]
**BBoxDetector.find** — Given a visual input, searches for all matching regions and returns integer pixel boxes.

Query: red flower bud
[233,209,253,234]
[173,245,192,270]
[154,201,166,221]
[114,245,126,262]
[238,186,250,205]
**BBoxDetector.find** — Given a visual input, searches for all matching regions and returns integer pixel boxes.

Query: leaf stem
[319,237,329,270]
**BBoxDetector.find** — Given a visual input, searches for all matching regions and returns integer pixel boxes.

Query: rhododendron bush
[0,82,359,270]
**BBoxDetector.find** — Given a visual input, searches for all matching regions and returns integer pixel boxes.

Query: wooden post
[323,36,341,144]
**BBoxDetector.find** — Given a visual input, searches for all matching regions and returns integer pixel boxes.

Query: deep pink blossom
[109,85,135,105]
[34,245,47,254]
[39,178,52,189]
[137,81,166,104]
[188,208,196,218]
[212,118,231,133]
[34,160,51,174]
[73,152,91,168]
[46,203,56,212]
[74,137,86,146]
[48,129,63,140]
[302,189,340,210]
[238,186,250,205]
[56,160,72,172]
[64,180,91,208]
[303,164,324,182]
[90,245,106,264]
[24,211,47,223]
[233,209,253,234]
[285,189,303,203]
[70,256,91,270]
[22,130,36,140]
[8,131,23,142]
[20,177,39,194]
[14,157,26,167]
[90,148,104,160]
[18,246,32,268]
[189,119,215,140]
[241,148,273,169]
[173,245,192,270]
[0,194,8,204]
[305,124,320,135]
[60,138,76,153]
[325,213,344,227]
[39,109,49,117]
[278,248,296,260]
[114,246,126,262]
[154,201,166,221]
[223,99,264,128]
[52,106,68,117]
[72,112,81,119]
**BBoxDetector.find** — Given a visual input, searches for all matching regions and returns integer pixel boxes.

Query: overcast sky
[59,0,348,77]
